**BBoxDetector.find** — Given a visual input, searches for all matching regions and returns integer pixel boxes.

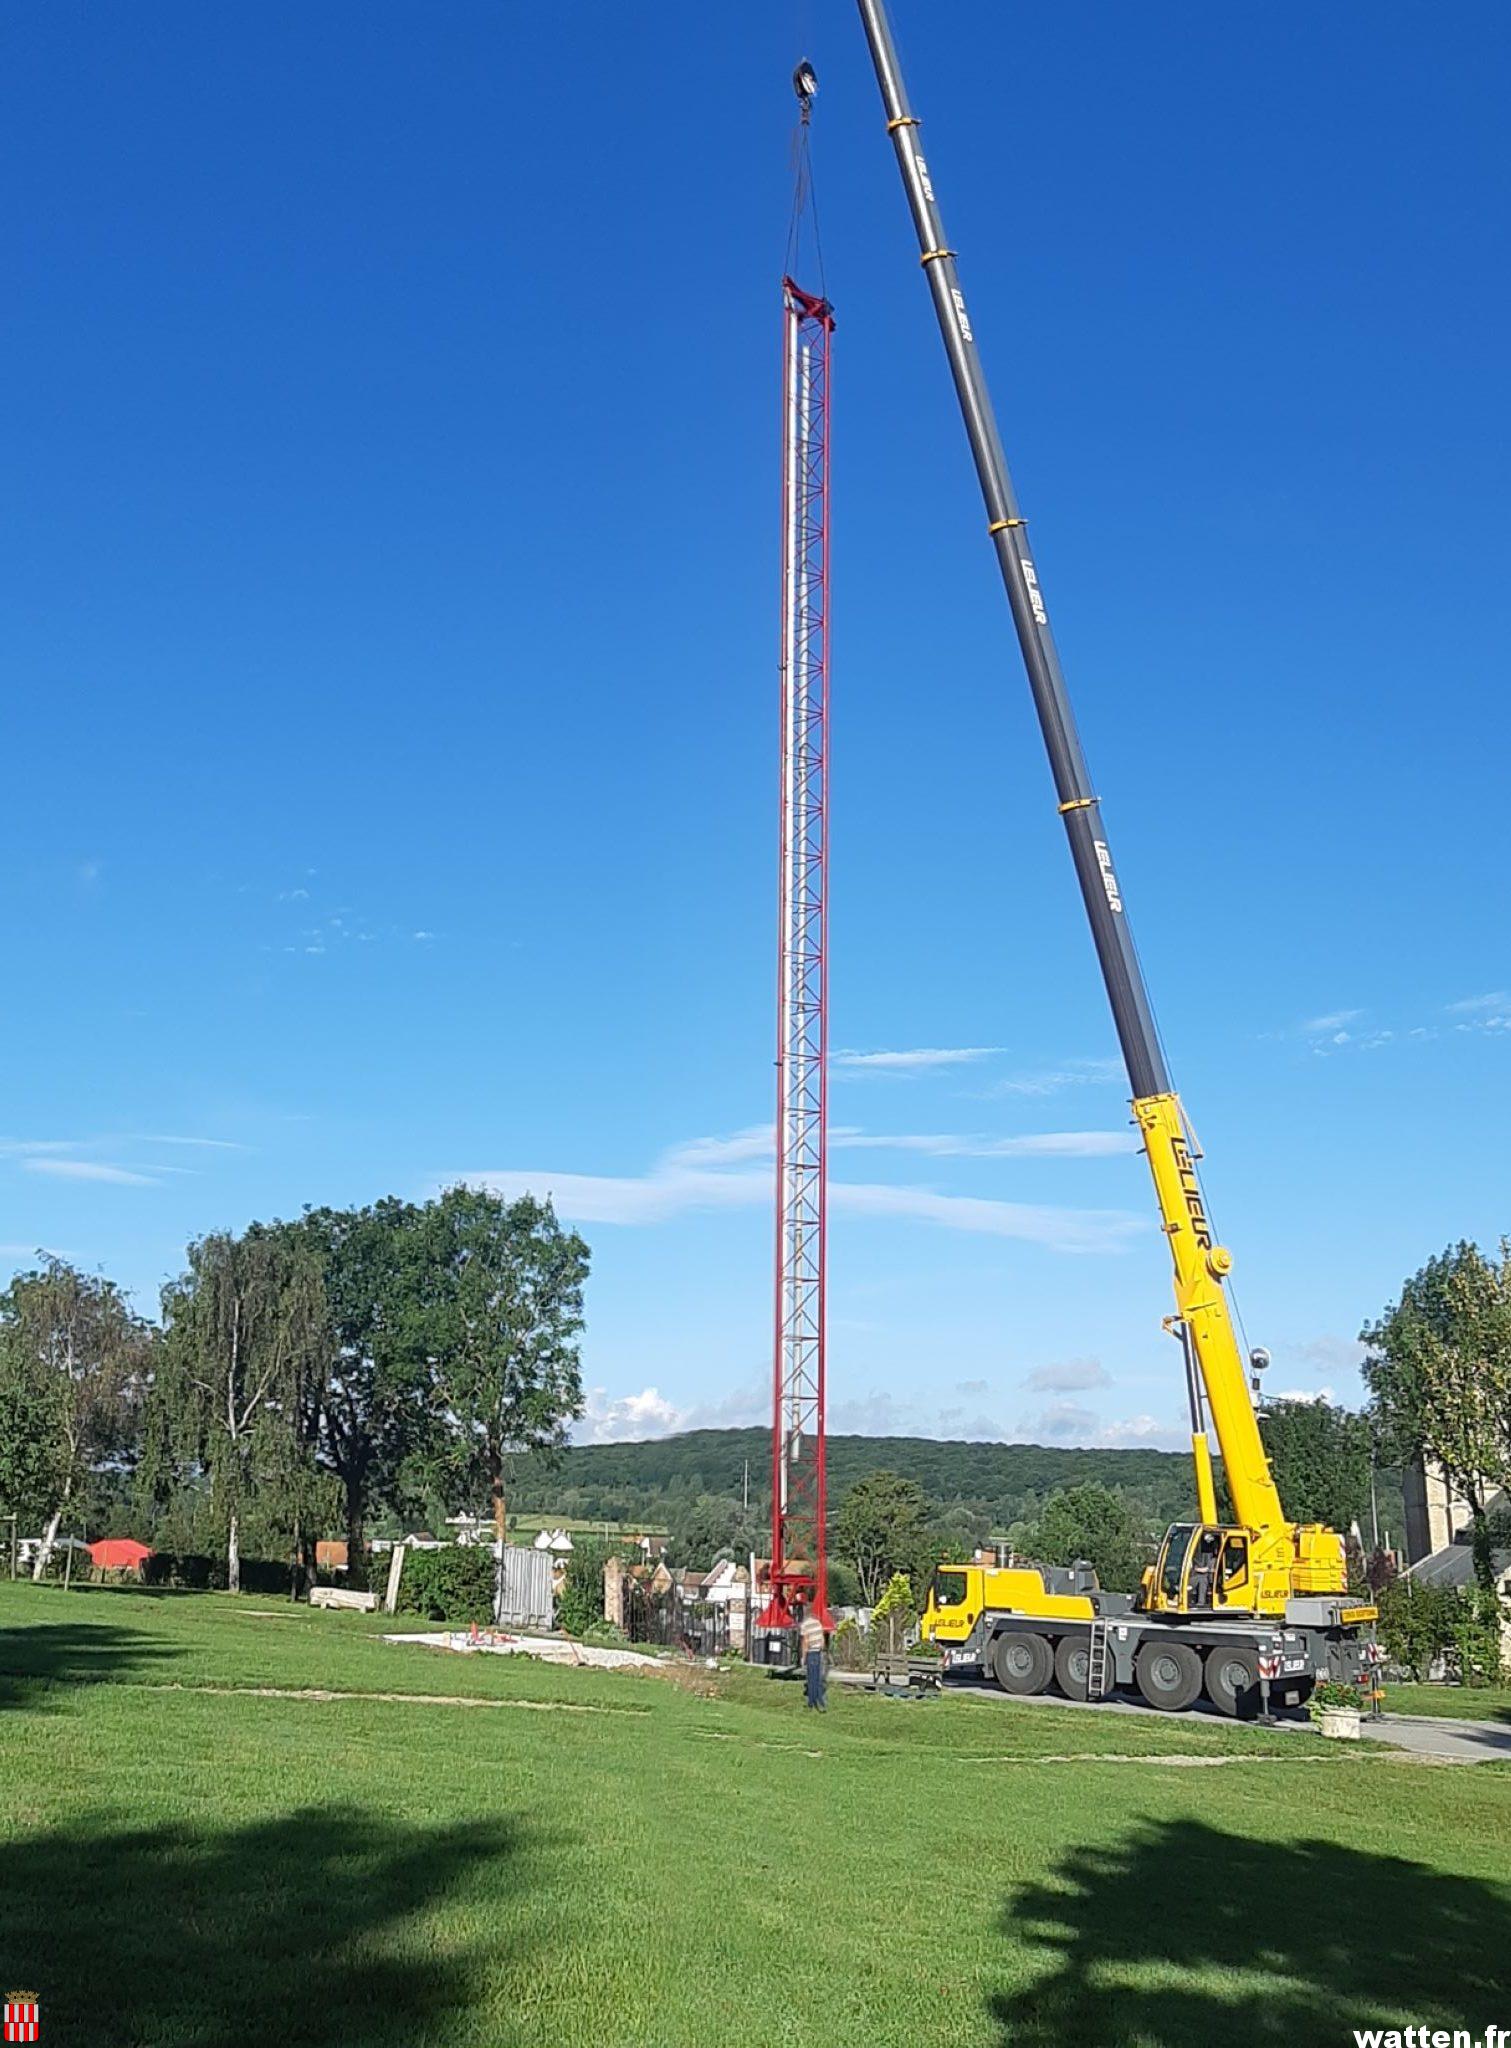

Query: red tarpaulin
[88,1539,153,1571]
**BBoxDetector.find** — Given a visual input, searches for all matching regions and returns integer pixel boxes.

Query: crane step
[1086,1617,1111,1701]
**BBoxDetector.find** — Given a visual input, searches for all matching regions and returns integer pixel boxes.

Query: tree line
[0,1189,589,1591]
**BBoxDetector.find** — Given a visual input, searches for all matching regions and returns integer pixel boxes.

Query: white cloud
[835,1129,1136,1160]
[453,1133,1145,1255]
[987,1058,1124,1098]
[575,1385,687,1444]
[24,1159,160,1187]
[1021,1400,1184,1448]
[1270,1386,1337,1405]
[1097,1414,1185,1448]
[1446,992,1510,1014]
[1302,1008,1363,1034]
[834,1046,1004,1074]
[1024,1399,1100,1441]
[136,1135,244,1151]
[412,930,434,941]
[1292,1335,1366,1375]
[1023,1356,1110,1393]
[662,1127,774,1169]
[668,1125,1136,1166]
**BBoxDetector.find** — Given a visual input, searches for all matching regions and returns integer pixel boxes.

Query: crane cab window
[932,1569,970,1610]
[1219,1535,1249,1597]
[1187,1527,1221,1608]
[1159,1526,1195,1604]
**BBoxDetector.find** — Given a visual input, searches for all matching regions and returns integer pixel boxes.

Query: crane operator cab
[1141,1523,1254,1615]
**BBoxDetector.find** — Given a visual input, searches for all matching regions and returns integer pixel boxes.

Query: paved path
[838,1671,1511,1762]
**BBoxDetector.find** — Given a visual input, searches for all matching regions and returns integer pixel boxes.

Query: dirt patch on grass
[121,1681,648,1716]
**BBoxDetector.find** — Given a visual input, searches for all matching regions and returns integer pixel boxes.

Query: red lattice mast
[761,277,834,1629]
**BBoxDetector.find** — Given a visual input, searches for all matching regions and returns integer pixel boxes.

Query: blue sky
[4,4,1509,1453]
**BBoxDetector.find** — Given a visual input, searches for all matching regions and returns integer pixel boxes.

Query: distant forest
[508,1425,1408,1544]
[509,1427,1206,1535]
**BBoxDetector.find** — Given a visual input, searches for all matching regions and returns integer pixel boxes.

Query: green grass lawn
[1,1584,1507,2047]
[1381,1680,1511,1722]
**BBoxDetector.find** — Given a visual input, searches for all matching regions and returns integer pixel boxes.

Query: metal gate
[623,1583,730,1657]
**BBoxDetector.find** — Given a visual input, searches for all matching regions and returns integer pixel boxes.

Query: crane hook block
[793,59,819,112]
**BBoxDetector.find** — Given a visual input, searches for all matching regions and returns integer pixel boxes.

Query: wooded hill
[508,1427,1204,1535]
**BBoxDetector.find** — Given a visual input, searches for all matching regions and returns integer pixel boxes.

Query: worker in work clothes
[799,1606,827,1710]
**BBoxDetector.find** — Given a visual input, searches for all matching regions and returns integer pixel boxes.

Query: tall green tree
[666,1493,762,1569]
[1258,1397,1372,1534]
[298,1200,438,1565]
[420,1188,589,1540]
[0,1260,152,1578]
[1032,1482,1152,1594]
[1362,1241,1511,1584]
[830,1471,930,1604]
[157,1227,327,1592]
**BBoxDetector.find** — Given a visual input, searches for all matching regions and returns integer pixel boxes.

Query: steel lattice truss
[763,278,834,1628]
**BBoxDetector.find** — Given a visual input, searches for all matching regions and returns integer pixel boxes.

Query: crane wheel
[1134,1640,1203,1713]
[1054,1633,1090,1701]
[991,1630,1053,1695]
[1203,1647,1261,1720]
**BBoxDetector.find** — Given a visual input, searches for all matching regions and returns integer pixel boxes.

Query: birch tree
[0,1260,152,1578]
[158,1228,326,1592]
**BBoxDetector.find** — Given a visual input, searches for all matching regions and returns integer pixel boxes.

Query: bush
[1376,1576,1457,1679]
[557,1538,631,1637]
[1377,1575,1505,1684]
[139,1552,293,1594]
[1449,1587,1507,1688]
[395,1545,497,1625]
[870,1572,918,1658]
[828,1616,870,1673]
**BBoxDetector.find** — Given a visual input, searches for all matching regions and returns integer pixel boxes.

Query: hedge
[394,1546,497,1625]
[140,1552,293,1595]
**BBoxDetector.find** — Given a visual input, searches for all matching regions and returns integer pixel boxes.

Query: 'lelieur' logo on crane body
[1170,1136,1213,1251]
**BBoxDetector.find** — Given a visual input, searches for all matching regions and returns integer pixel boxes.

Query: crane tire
[1135,1640,1203,1713]
[991,1630,1053,1695]
[1203,1646,1261,1720]
[1054,1633,1091,1701]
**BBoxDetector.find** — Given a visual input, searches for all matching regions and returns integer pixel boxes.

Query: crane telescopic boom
[853,0,1342,1601]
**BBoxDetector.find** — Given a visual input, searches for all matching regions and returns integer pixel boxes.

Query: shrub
[557,1538,632,1637]
[870,1572,918,1659]
[1377,1575,1505,1684]
[139,1552,292,1594]
[395,1545,497,1625]
[828,1616,870,1673]
[1449,1587,1507,1687]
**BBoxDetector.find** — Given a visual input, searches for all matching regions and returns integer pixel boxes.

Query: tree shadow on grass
[0,1804,541,2048]
[0,1617,177,1709]
[991,1816,1511,2047]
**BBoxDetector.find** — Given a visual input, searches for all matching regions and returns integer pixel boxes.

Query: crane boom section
[1136,1094,1284,1535]
[854,0,1322,1572]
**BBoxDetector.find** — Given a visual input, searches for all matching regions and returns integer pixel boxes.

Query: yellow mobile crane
[854,0,1376,1714]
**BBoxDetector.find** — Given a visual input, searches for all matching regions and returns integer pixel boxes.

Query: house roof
[1409,1540,1511,1590]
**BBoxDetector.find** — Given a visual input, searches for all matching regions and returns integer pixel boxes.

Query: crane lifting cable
[785,57,827,292]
